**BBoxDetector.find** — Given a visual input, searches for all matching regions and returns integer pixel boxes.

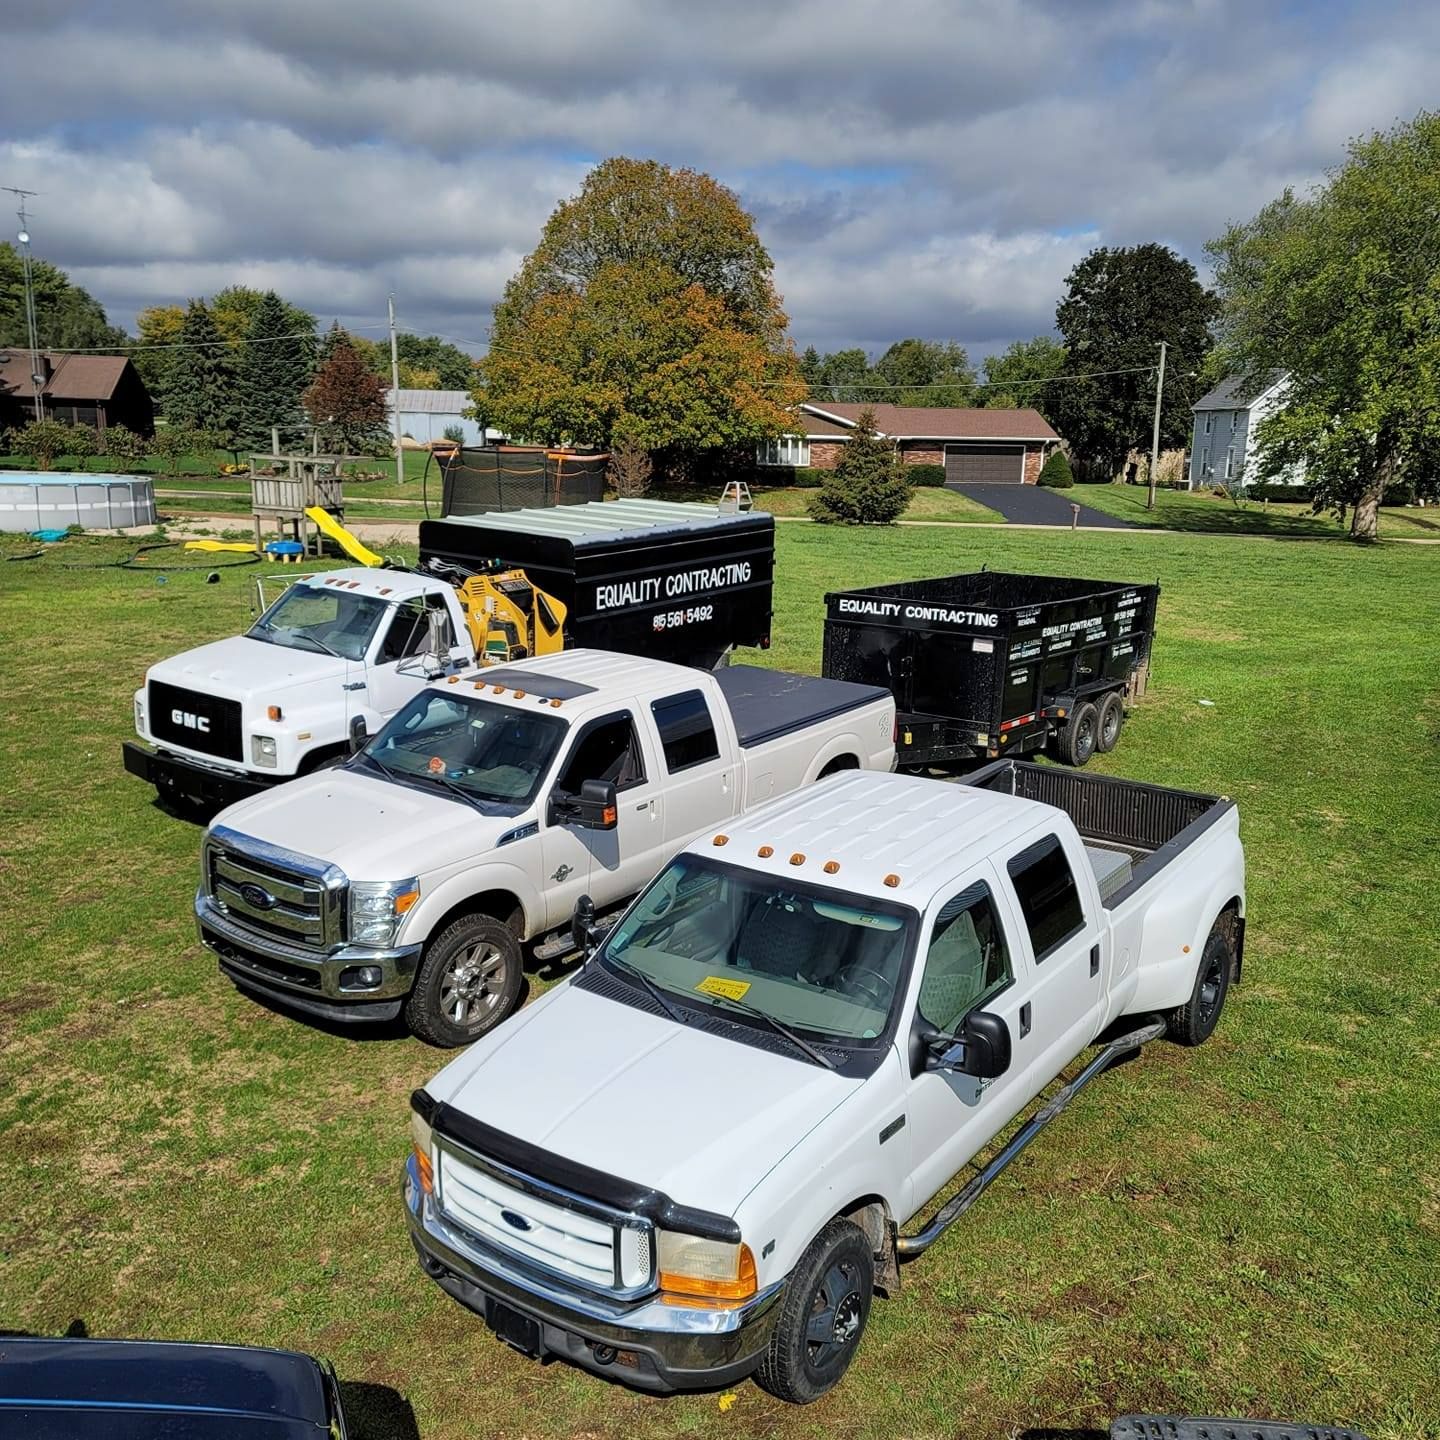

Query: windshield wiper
[424,769,491,815]
[604,954,687,1026]
[703,992,836,1070]
[284,629,344,658]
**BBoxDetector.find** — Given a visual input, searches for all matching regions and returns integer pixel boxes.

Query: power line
[37,322,393,355]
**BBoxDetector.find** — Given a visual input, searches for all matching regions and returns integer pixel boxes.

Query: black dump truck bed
[419,500,775,669]
[713,665,889,748]
[822,570,1159,767]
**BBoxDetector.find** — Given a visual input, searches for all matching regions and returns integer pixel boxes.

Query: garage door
[945,443,1025,484]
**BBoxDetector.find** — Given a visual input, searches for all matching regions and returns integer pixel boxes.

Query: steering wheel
[839,965,894,1010]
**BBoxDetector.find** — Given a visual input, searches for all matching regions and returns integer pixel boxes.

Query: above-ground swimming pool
[0,472,157,531]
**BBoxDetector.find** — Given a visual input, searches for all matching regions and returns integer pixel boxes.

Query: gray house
[1189,371,1303,489]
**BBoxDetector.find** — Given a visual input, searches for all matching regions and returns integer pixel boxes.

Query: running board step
[530,910,626,963]
[896,1017,1167,1260]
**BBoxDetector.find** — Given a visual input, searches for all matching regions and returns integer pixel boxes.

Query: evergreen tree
[163,300,237,448]
[808,408,913,524]
[236,290,314,449]
[1037,449,1074,487]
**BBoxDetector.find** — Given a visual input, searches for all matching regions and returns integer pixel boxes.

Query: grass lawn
[653,483,1005,523]
[1,525,1437,1440]
[1073,482,1440,540]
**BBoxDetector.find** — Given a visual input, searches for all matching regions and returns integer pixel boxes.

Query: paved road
[952,483,1133,528]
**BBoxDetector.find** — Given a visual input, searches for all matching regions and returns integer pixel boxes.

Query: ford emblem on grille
[499,1209,533,1233]
[239,882,277,910]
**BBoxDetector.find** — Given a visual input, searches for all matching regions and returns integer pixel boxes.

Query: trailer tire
[1166,913,1236,1046]
[1056,701,1099,766]
[1096,692,1125,753]
[404,914,523,1048]
[754,1219,873,1404]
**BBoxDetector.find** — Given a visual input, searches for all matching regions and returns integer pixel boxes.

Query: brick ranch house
[758,401,1061,484]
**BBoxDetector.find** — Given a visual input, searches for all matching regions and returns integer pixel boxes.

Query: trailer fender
[400,863,541,949]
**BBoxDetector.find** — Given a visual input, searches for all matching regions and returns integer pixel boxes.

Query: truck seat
[916,911,985,1033]
[737,897,827,982]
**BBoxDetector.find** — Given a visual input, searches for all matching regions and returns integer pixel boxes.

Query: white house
[1189,372,1305,489]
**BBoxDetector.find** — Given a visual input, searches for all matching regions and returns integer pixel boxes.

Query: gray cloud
[0,0,1429,357]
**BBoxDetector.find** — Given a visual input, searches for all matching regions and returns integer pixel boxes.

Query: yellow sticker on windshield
[696,976,751,1001]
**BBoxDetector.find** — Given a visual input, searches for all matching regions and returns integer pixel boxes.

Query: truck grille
[149,681,244,762]
[203,827,343,950]
[436,1144,652,1296]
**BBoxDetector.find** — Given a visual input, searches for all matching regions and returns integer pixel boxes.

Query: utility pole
[1147,339,1167,511]
[388,293,404,487]
[4,186,44,422]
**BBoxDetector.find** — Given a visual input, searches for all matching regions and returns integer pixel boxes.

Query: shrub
[608,438,653,498]
[100,424,148,466]
[443,423,465,445]
[5,419,95,471]
[1037,450,1074,488]
[1246,482,1315,503]
[808,409,913,525]
[906,463,947,488]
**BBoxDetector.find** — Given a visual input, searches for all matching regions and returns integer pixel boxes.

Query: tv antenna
[3,186,44,421]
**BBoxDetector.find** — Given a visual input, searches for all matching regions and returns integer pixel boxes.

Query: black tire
[1095,692,1125,754]
[1166,913,1237,1046]
[404,914,524,1048]
[1055,701,1099,766]
[817,755,859,779]
[754,1220,873,1404]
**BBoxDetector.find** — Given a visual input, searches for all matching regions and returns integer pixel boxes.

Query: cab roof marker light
[789,852,805,866]
[267,705,282,721]
[757,845,774,858]
[823,860,840,874]
[884,873,901,888]
[550,698,562,708]
[513,690,526,699]
[447,676,459,685]
[493,685,505,693]
[712,834,729,847]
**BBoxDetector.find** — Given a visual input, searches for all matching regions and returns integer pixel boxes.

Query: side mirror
[572,893,599,955]
[574,779,618,831]
[929,1010,1012,1079]
[423,607,449,677]
[348,715,369,755]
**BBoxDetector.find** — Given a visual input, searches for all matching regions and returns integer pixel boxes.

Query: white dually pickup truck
[405,761,1245,1401]
[196,650,895,1046]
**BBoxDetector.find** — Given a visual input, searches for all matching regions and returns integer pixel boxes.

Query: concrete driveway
[952,483,1133,528]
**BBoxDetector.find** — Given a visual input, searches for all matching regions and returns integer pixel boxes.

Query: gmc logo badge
[171,709,211,733]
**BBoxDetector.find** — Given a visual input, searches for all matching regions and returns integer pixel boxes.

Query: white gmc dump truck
[196,650,894,1045]
[405,761,1244,1401]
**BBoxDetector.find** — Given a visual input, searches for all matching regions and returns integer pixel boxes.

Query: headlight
[410,1106,434,1196]
[134,692,146,735]
[349,878,420,945]
[251,734,278,768]
[656,1231,756,1302]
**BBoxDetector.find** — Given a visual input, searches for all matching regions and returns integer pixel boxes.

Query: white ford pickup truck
[405,761,1244,1400]
[196,650,894,1046]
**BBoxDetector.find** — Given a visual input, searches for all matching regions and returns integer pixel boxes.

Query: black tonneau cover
[714,665,887,748]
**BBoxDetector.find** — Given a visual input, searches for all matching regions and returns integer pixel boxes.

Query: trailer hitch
[895,1017,1166,1260]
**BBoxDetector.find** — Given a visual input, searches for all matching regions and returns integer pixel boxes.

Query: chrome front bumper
[403,1155,782,1392]
[196,892,421,1022]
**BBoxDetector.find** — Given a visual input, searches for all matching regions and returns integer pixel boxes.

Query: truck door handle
[1019,1002,1032,1038]
[1089,944,1100,977]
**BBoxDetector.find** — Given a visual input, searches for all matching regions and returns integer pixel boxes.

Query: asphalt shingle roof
[799,401,1058,441]
[1192,370,1287,411]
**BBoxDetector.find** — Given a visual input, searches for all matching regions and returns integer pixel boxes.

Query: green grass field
[1072,483,1440,540]
[1,524,1437,1440]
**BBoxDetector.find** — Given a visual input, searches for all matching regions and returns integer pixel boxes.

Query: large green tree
[807,347,871,403]
[0,243,127,351]
[235,290,315,449]
[1207,111,1440,540]
[1048,244,1216,479]
[480,158,803,451]
[130,305,186,413]
[870,338,976,405]
[163,300,238,447]
[980,336,1067,415]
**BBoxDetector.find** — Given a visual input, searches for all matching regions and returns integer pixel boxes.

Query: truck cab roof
[686,769,1059,910]
[284,566,438,603]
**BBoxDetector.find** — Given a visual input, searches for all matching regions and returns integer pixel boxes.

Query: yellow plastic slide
[304,507,384,567]
[184,539,258,554]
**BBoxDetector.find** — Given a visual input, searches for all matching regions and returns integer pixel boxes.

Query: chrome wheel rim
[440,942,506,1026]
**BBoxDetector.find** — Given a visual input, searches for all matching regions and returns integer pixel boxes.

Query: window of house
[557,713,645,793]
[1225,447,1236,479]
[1200,447,1210,475]
[916,882,1014,1034]
[756,436,810,467]
[1231,411,1240,433]
[1006,834,1085,962]
[650,691,720,772]
[1204,413,1214,435]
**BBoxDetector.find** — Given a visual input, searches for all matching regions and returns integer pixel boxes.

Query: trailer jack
[895,1017,1167,1260]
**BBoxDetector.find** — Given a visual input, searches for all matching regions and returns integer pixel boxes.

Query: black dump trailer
[822,570,1159,767]
[419,499,775,669]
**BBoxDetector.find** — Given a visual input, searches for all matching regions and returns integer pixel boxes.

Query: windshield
[361,690,566,806]
[600,855,916,1046]
[247,583,387,661]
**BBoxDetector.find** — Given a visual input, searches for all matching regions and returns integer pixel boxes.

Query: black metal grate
[149,681,243,761]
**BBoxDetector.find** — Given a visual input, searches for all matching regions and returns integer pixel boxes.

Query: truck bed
[962,759,1235,908]
[713,666,890,748]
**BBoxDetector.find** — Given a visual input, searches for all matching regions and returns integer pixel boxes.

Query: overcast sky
[1,0,1432,362]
